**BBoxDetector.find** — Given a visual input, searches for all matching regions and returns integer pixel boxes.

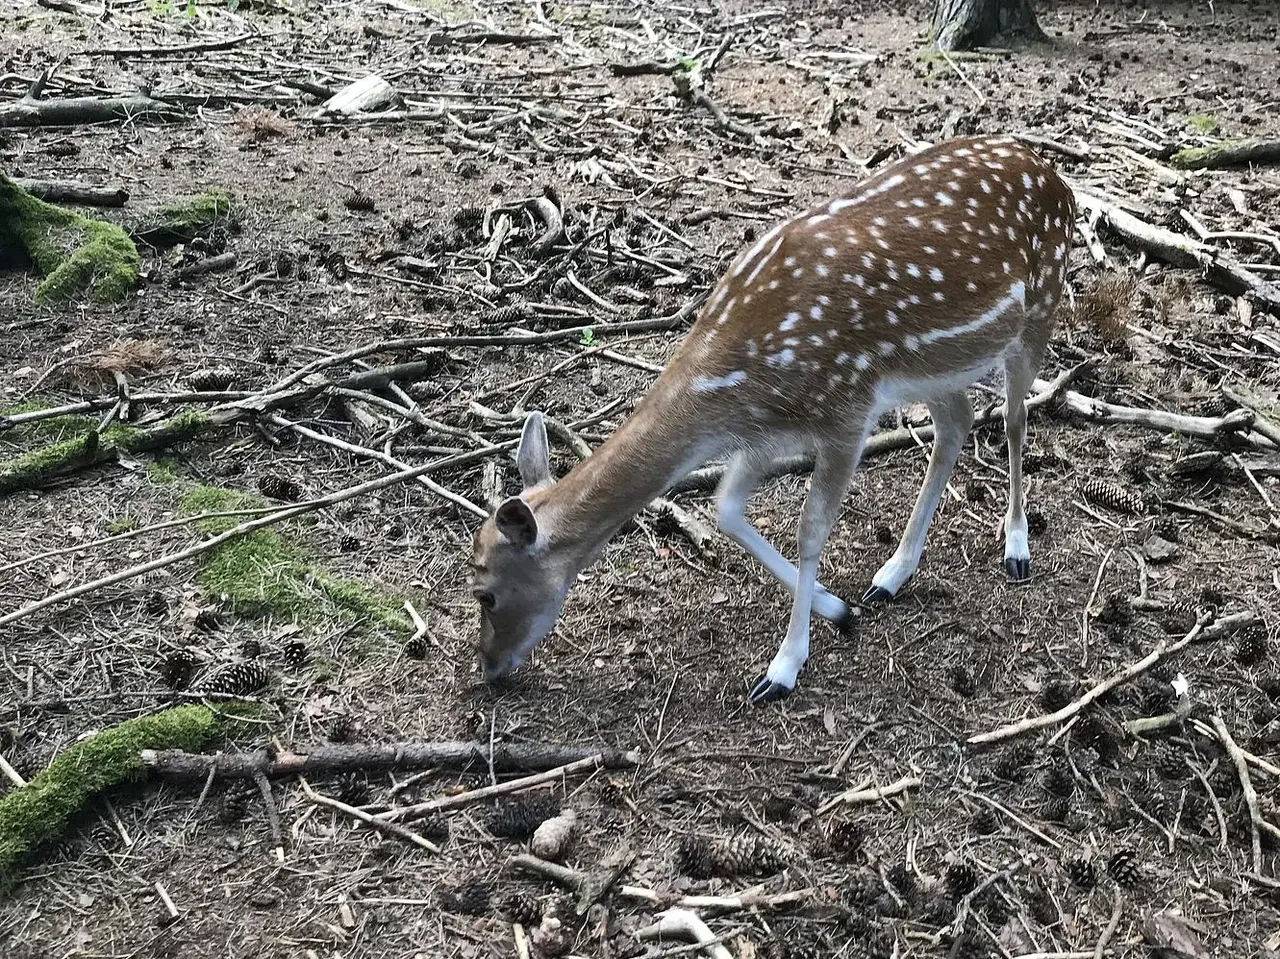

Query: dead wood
[1073,187,1280,316]
[174,252,237,280]
[89,34,256,58]
[140,741,639,781]
[10,178,129,207]
[0,91,184,127]
[1170,137,1280,170]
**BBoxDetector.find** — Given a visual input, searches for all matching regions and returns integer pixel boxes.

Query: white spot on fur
[691,370,746,392]
[780,311,801,331]
[929,267,944,282]
[854,353,870,371]
[816,264,829,278]
[906,263,921,278]
[878,340,896,356]
[810,305,823,320]
[825,246,838,257]
[886,309,899,325]
[904,334,920,351]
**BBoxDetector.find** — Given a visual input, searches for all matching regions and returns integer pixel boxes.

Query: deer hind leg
[1002,341,1041,582]
[748,440,864,705]
[715,452,851,625]
[863,390,974,603]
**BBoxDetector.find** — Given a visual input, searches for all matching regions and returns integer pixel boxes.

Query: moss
[104,515,137,535]
[179,485,411,632]
[0,400,95,444]
[146,459,184,484]
[0,174,140,304]
[134,189,235,247]
[1185,113,1220,134]
[0,704,256,890]
[0,431,107,494]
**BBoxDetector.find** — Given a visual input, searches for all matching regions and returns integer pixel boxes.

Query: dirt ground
[2,0,1280,957]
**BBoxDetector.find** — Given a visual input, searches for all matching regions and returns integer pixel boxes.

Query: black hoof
[1005,557,1032,582]
[748,676,794,705]
[860,585,895,605]
[833,604,861,634]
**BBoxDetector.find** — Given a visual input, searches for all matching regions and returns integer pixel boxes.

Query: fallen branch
[0,90,184,127]
[1209,715,1280,873]
[10,177,129,207]
[140,741,639,781]
[1072,186,1280,316]
[376,753,624,821]
[968,612,1256,745]
[297,776,439,852]
[527,192,564,257]
[1050,391,1270,449]
[1170,137,1280,170]
[89,34,256,57]
[816,775,920,814]
[637,908,734,959]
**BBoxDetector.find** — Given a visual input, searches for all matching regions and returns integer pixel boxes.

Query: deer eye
[473,589,496,611]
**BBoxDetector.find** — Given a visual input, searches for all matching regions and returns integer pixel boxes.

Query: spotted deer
[469,135,1076,703]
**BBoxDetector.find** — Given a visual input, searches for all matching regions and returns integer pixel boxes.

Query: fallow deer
[469,135,1076,703]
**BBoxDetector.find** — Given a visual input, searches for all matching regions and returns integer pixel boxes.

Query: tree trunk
[932,0,1047,52]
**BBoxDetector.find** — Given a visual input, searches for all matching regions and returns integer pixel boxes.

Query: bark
[932,0,1047,52]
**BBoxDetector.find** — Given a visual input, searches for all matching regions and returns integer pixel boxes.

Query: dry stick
[376,753,610,822]
[816,775,920,814]
[967,612,1258,746]
[252,771,285,861]
[1094,893,1124,959]
[0,440,512,628]
[636,909,734,959]
[1050,391,1271,449]
[297,776,440,852]
[141,741,638,781]
[268,414,486,517]
[961,791,1062,849]
[0,389,253,429]
[1209,715,1280,873]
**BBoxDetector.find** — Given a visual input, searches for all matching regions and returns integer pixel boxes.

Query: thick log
[11,178,129,207]
[140,741,641,781]
[0,92,184,127]
[932,0,1047,51]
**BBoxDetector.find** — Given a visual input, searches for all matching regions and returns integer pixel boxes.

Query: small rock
[1142,534,1180,564]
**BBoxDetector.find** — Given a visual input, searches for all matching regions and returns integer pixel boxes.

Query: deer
[469,135,1076,704]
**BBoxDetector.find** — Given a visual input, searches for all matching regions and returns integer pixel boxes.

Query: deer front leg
[748,442,862,704]
[715,453,852,626]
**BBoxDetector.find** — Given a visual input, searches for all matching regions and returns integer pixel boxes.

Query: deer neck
[535,385,721,568]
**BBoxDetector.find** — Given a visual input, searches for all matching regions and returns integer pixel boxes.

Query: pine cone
[194,661,270,696]
[1039,680,1075,712]
[1262,678,1280,702]
[1043,796,1071,823]
[240,637,262,659]
[257,474,302,502]
[405,636,427,660]
[963,479,987,503]
[1081,478,1145,515]
[159,650,197,690]
[945,861,979,900]
[1236,626,1269,666]
[217,781,257,823]
[488,796,557,839]
[343,191,376,212]
[970,807,1000,835]
[441,877,491,915]
[281,640,309,669]
[1042,763,1075,797]
[502,891,542,926]
[990,742,1036,782]
[1095,593,1133,627]
[676,834,715,878]
[487,304,530,325]
[843,870,882,909]
[530,808,576,862]
[418,813,450,843]
[886,863,917,900]
[947,664,977,696]
[1158,600,1198,635]
[326,715,355,743]
[1107,848,1141,886]
[1201,394,1234,417]
[679,833,783,878]
[339,534,361,553]
[452,206,484,229]
[1064,856,1098,889]
[187,366,236,392]
[334,773,369,806]
[1075,714,1119,764]
[827,818,866,859]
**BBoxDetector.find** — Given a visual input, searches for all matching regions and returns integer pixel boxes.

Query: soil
[2,1,1280,957]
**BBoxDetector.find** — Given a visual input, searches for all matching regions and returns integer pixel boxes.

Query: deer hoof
[860,585,894,605]
[747,676,794,704]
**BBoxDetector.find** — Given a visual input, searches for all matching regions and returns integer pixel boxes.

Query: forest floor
[2,0,1280,957]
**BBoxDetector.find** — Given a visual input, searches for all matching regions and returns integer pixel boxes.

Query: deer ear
[516,411,552,490]
[494,496,539,550]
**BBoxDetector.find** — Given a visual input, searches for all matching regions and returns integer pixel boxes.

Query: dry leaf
[1141,909,1211,959]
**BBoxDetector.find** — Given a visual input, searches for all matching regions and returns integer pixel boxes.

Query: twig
[961,791,1062,849]
[298,776,440,852]
[816,775,920,814]
[636,908,734,959]
[253,771,284,861]
[1095,893,1124,959]
[1210,715,1280,872]
[968,613,1254,745]
[377,753,613,821]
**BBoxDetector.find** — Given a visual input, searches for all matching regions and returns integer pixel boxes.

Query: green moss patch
[0,174,140,304]
[0,704,254,890]
[132,188,236,247]
[180,485,411,633]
